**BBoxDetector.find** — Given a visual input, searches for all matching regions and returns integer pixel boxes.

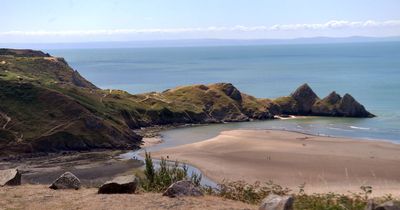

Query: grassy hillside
[0,49,374,156]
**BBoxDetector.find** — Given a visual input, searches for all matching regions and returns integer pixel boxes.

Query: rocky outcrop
[98,175,138,194]
[49,172,81,190]
[213,83,242,101]
[259,194,294,210]
[290,83,319,114]
[0,168,21,186]
[275,84,374,118]
[312,92,375,117]
[163,180,203,197]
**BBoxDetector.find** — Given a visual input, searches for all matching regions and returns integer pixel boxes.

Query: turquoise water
[47,42,400,142]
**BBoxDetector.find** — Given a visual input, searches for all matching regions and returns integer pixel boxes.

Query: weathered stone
[259,194,294,210]
[218,83,243,101]
[324,91,342,104]
[98,175,138,194]
[338,94,375,117]
[365,199,377,210]
[291,83,319,114]
[0,168,21,186]
[49,172,80,190]
[373,200,400,210]
[163,180,203,197]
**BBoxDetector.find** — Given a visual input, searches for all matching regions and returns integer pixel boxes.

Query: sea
[47,42,400,143]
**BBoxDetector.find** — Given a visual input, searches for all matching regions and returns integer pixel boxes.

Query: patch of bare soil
[0,185,256,210]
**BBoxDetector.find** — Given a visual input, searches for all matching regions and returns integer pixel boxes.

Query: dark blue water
[47,42,400,142]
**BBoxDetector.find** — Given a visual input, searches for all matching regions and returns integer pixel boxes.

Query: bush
[213,180,291,204]
[140,151,202,192]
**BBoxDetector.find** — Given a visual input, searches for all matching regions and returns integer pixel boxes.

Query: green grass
[139,152,202,192]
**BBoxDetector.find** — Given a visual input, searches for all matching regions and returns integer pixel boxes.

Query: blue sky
[1,0,400,43]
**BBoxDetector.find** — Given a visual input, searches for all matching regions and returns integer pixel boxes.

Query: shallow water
[47,42,400,142]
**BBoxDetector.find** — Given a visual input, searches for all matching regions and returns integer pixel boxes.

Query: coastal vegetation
[0,49,374,157]
[140,151,201,192]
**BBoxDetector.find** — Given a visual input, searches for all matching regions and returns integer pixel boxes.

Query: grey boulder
[259,194,294,210]
[49,172,80,190]
[0,168,21,186]
[365,200,400,210]
[163,180,203,197]
[98,175,138,194]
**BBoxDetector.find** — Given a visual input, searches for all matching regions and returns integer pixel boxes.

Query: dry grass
[0,185,256,210]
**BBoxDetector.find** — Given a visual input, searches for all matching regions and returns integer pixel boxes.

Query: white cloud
[269,20,400,31]
[1,20,400,37]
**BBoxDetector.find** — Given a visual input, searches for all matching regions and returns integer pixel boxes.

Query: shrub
[140,151,202,192]
[213,180,291,204]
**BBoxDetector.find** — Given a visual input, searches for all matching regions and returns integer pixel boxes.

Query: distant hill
[1,36,400,49]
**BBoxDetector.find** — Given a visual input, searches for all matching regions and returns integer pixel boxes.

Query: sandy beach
[152,130,400,196]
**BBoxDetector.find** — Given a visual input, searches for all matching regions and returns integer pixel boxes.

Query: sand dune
[153,130,400,196]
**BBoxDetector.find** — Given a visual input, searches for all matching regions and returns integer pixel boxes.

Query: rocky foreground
[1,169,399,210]
[0,49,374,156]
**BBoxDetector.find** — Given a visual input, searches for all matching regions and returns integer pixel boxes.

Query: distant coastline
[2,36,400,49]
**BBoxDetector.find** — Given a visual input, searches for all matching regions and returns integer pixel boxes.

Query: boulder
[163,180,203,197]
[365,199,377,210]
[49,172,80,190]
[98,175,138,194]
[291,83,319,114]
[367,200,400,210]
[0,168,21,186]
[259,194,294,210]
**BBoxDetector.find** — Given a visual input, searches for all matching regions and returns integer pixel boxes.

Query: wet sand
[153,129,400,196]
[0,151,143,187]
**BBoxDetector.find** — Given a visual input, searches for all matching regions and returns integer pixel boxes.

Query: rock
[291,83,319,114]
[373,200,400,210]
[324,91,342,104]
[312,91,375,117]
[365,199,377,210]
[49,172,80,190]
[338,94,375,117]
[0,168,21,186]
[259,194,294,210]
[218,83,242,101]
[163,180,203,197]
[98,175,138,194]
[311,92,342,116]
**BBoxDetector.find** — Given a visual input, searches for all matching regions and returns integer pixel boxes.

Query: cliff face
[275,84,374,118]
[0,49,375,156]
[311,93,375,117]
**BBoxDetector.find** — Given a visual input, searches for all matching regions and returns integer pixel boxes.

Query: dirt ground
[0,185,256,210]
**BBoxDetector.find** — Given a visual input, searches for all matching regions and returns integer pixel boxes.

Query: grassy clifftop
[0,49,374,156]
